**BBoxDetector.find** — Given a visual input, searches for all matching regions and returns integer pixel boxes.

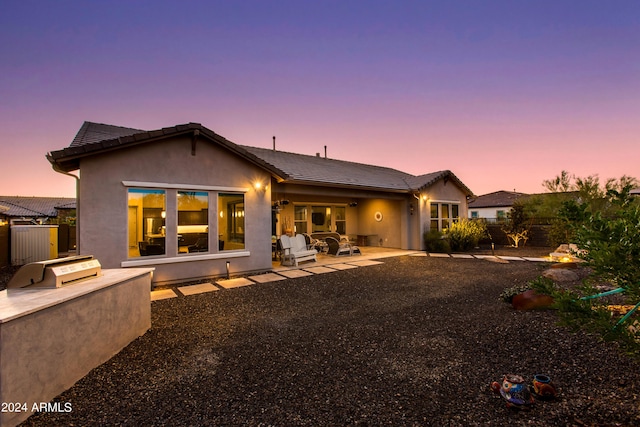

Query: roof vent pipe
[273,136,276,151]
[324,145,327,158]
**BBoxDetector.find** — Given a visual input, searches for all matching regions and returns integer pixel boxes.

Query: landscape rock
[542,268,579,283]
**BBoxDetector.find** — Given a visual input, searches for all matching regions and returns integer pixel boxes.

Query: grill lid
[7,255,102,289]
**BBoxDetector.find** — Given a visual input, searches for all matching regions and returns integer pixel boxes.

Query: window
[178,191,208,254]
[128,189,166,257]
[219,193,245,250]
[311,206,331,232]
[294,206,308,234]
[429,202,460,231]
[292,204,348,235]
[470,211,478,219]
[334,206,346,234]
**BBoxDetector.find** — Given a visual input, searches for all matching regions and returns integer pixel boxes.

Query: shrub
[423,230,450,253]
[445,218,487,252]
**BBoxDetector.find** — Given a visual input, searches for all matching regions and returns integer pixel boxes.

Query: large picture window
[430,202,460,231]
[178,191,208,253]
[219,193,245,251]
[128,189,166,257]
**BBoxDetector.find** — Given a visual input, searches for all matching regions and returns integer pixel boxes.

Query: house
[0,196,76,225]
[467,191,528,222]
[47,121,473,285]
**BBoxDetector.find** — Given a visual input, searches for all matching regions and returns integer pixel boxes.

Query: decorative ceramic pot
[532,374,557,400]
[492,374,535,408]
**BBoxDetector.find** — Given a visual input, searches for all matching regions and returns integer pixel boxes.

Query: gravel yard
[15,252,640,426]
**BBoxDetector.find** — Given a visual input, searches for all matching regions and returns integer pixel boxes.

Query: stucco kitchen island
[0,268,153,427]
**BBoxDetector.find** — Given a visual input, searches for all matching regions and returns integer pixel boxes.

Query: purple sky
[1,1,638,198]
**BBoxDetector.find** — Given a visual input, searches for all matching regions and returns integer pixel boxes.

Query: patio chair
[279,235,317,266]
[325,236,361,256]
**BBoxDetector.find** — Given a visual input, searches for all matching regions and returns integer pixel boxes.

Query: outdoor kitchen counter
[0,268,154,322]
[0,268,154,427]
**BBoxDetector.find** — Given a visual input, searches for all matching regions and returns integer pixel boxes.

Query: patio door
[311,206,331,232]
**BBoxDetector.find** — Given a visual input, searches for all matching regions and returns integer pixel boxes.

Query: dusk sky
[1,1,638,198]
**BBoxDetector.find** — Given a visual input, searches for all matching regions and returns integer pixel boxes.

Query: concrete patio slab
[303,266,338,274]
[481,256,510,264]
[346,260,384,267]
[151,289,178,301]
[327,263,359,270]
[278,269,314,278]
[523,257,552,262]
[178,283,220,296]
[428,253,450,258]
[216,278,254,289]
[249,273,287,283]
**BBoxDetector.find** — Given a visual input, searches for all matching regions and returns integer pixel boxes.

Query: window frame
[121,181,250,267]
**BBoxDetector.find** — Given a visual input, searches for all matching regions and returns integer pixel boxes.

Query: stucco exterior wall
[78,136,272,285]
[418,178,471,249]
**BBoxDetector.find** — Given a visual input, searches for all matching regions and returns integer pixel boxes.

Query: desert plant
[573,186,640,301]
[501,202,530,247]
[423,229,450,253]
[445,218,487,252]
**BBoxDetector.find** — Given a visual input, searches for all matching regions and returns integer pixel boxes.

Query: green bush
[445,219,487,252]
[573,187,640,301]
[423,230,450,253]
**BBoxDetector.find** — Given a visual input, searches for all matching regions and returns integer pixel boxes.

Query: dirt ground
[16,249,640,426]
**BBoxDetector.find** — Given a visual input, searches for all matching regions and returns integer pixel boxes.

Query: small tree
[501,202,530,247]
[573,186,640,300]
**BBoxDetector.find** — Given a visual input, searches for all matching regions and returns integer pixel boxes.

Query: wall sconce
[422,194,428,201]
[410,203,415,215]
[272,199,290,212]
[254,181,268,192]
[161,211,166,219]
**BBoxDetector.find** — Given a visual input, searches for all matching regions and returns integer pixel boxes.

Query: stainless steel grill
[7,255,102,289]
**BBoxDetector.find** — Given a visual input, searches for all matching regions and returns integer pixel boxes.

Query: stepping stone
[151,289,178,301]
[249,273,286,283]
[303,266,337,274]
[483,256,509,264]
[327,263,359,270]
[428,253,450,258]
[278,269,313,278]
[216,278,254,289]
[409,252,428,257]
[451,254,474,259]
[347,260,384,267]
[498,256,526,261]
[178,282,220,295]
[523,257,551,262]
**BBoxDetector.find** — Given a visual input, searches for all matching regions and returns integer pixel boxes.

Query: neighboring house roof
[0,196,76,218]
[468,191,528,209]
[49,121,474,196]
[632,188,640,196]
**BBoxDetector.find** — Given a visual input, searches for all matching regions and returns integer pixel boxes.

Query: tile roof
[240,146,416,192]
[70,121,144,147]
[468,191,528,208]
[50,121,473,196]
[0,196,76,218]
